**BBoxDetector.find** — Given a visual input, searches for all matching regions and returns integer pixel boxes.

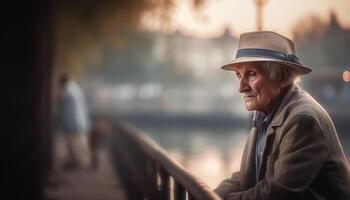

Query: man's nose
[238,77,249,93]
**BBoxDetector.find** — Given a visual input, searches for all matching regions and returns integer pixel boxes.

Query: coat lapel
[241,127,258,189]
[257,126,276,181]
[256,85,301,181]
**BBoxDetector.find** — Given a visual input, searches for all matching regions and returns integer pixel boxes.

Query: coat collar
[268,84,302,129]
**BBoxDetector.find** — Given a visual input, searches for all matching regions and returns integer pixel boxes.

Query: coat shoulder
[283,89,334,128]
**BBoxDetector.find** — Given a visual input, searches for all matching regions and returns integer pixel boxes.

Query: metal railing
[109,120,221,200]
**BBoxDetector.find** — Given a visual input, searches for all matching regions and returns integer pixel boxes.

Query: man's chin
[244,103,255,111]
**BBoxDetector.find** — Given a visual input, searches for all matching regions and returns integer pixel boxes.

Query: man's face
[235,63,282,115]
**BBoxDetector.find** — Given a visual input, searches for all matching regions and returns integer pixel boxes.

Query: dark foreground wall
[2,1,53,199]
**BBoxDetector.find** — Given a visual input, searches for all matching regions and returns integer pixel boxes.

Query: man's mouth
[244,94,255,98]
[244,95,255,100]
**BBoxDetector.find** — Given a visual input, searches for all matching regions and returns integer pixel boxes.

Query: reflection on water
[141,126,350,189]
[143,127,248,188]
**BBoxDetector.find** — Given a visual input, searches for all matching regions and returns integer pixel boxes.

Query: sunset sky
[142,0,350,38]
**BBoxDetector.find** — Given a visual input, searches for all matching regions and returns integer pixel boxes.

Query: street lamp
[253,0,269,31]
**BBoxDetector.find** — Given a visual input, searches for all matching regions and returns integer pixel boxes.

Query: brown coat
[214,85,350,200]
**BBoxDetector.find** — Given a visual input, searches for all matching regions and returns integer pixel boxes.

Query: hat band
[236,48,301,65]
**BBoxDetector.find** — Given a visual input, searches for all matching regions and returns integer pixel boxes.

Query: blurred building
[84,30,247,121]
[293,12,350,133]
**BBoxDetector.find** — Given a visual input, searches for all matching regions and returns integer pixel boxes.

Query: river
[137,125,350,189]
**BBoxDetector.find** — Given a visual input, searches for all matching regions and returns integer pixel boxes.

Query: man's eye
[248,72,257,81]
[248,71,256,75]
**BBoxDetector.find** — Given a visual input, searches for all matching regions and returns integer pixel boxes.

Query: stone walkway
[45,136,126,200]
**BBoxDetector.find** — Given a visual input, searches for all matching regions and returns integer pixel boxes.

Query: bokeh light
[343,70,350,82]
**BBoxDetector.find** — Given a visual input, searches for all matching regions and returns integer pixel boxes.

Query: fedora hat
[222,31,311,75]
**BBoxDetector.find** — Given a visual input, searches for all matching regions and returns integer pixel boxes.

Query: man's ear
[280,68,290,88]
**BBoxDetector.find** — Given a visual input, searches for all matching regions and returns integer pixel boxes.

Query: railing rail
[109,120,221,200]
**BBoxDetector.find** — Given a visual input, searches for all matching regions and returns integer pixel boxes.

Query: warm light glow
[142,0,350,38]
[343,70,350,82]
[166,132,247,189]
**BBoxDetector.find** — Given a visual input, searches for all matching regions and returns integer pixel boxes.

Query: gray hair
[261,62,298,86]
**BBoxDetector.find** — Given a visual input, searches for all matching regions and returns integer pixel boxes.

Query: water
[140,126,349,189]
[140,127,248,189]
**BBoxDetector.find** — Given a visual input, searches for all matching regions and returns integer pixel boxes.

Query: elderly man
[214,31,350,200]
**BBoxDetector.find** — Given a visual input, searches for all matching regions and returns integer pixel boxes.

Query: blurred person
[214,31,350,200]
[56,73,91,170]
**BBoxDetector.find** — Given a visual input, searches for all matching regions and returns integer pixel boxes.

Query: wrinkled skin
[234,63,286,116]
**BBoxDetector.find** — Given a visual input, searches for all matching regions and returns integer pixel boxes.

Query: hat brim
[221,57,311,75]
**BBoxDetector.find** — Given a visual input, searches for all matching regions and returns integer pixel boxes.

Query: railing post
[146,159,159,199]
[189,193,196,200]
[174,181,186,200]
[159,167,170,200]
